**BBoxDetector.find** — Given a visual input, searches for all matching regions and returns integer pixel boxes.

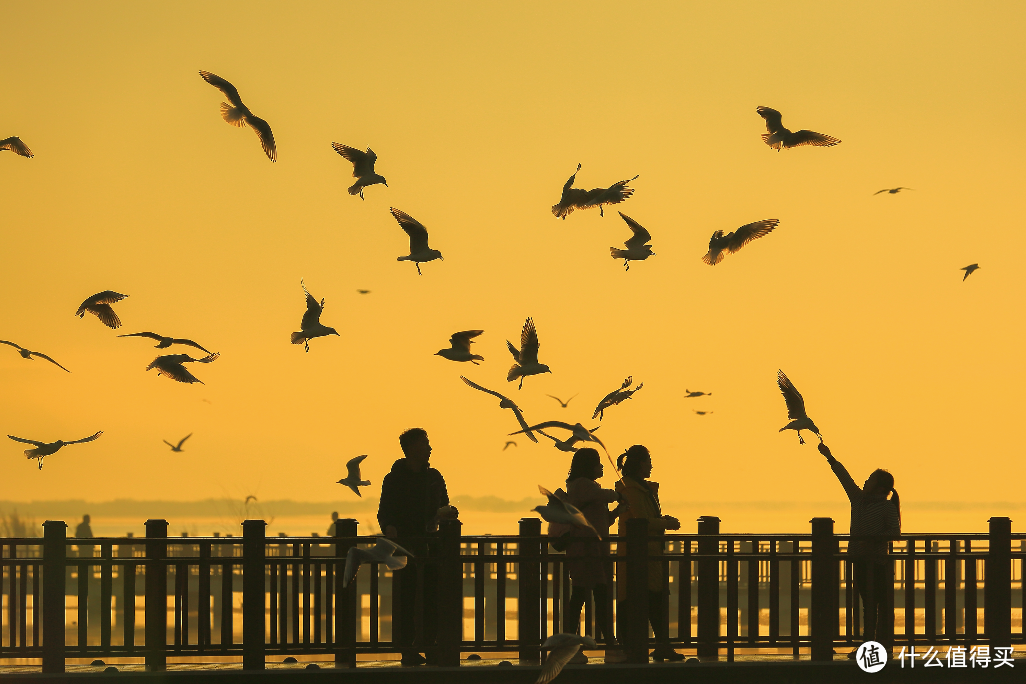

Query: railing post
[145,519,168,671]
[518,517,541,664]
[242,520,266,670]
[624,517,649,663]
[810,517,836,661]
[437,519,463,666]
[696,516,720,657]
[985,517,1012,649]
[334,519,358,668]
[42,520,67,674]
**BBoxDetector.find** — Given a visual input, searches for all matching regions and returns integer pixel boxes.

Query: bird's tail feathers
[610,247,628,259]
[347,181,363,196]
[290,332,308,345]
[220,103,247,127]
[702,251,724,266]
[551,203,573,219]
[507,364,523,382]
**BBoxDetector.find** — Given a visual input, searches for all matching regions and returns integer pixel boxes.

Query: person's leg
[396,563,419,657]
[564,586,589,635]
[592,584,613,644]
[854,560,875,642]
[648,590,681,659]
[872,562,892,649]
[421,561,440,660]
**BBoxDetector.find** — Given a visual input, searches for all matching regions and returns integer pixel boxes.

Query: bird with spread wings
[777,370,822,445]
[1,137,33,157]
[390,208,443,275]
[551,164,639,219]
[507,318,551,389]
[163,434,192,452]
[76,291,129,329]
[610,212,655,270]
[291,280,339,352]
[436,330,484,364]
[460,376,539,442]
[332,143,387,199]
[199,70,276,161]
[702,220,779,265]
[0,340,70,372]
[146,353,219,384]
[119,332,212,354]
[756,106,840,150]
[8,431,103,469]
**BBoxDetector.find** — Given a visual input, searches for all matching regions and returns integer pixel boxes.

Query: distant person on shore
[818,443,900,656]
[614,445,683,662]
[327,511,339,537]
[377,428,458,667]
[75,514,94,559]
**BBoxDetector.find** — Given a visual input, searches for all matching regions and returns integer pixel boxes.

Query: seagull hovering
[511,421,604,451]
[546,394,577,408]
[0,340,70,372]
[8,431,102,470]
[337,454,371,497]
[507,317,551,389]
[331,143,387,199]
[503,441,517,450]
[534,428,599,453]
[610,212,655,270]
[702,219,779,265]
[356,289,371,294]
[592,377,643,420]
[291,280,339,352]
[961,264,980,281]
[532,486,599,537]
[436,330,484,364]
[118,332,212,354]
[685,389,711,398]
[199,70,276,161]
[390,208,442,275]
[536,634,598,684]
[1,137,33,157]
[756,106,841,150]
[777,370,822,445]
[551,164,639,219]
[343,538,413,588]
[163,434,192,452]
[693,410,713,416]
[146,352,219,384]
[76,291,129,329]
[460,375,539,442]
[874,187,913,195]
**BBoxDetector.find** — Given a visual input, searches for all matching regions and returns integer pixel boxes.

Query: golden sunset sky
[2,2,1024,536]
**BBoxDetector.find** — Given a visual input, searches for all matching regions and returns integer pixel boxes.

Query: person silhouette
[327,511,339,537]
[75,514,94,559]
[818,443,900,656]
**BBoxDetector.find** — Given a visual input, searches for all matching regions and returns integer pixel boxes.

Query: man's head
[331,511,338,522]
[83,514,90,524]
[399,427,431,470]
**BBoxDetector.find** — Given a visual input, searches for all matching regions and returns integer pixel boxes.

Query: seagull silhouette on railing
[777,369,822,445]
[507,317,551,389]
[343,538,413,588]
[874,187,913,195]
[961,264,980,281]
[0,340,70,372]
[702,220,779,265]
[1,137,33,157]
[146,352,219,384]
[390,208,442,275]
[610,212,655,270]
[551,164,638,219]
[756,106,840,150]
[436,330,484,364]
[163,434,192,452]
[118,332,212,354]
[593,377,643,420]
[332,143,387,199]
[76,291,129,329]
[291,280,339,352]
[337,455,371,497]
[460,376,539,442]
[199,71,276,161]
[8,431,102,470]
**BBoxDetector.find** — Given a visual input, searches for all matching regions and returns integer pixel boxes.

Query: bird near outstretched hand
[163,434,192,452]
[756,106,840,150]
[536,634,598,684]
[343,538,413,588]
[593,377,643,420]
[337,455,371,497]
[118,332,212,354]
[961,264,980,281]
[507,317,551,389]
[436,330,484,364]
[8,431,102,470]
[390,208,443,275]
[332,143,387,199]
[776,370,822,445]
[199,70,276,161]
[291,280,339,352]
[610,212,655,270]
[460,376,539,442]
[76,291,129,329]
[551,164,638,219]
[146,352,219,384]
[1,137,33,157]
[533,486,599,537]
[874,187,913,195]
[0,340,70,372]
[702,220,779,265]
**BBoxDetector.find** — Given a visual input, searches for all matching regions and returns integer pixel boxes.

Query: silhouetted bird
[593,376,643,420]
[199,70,276,161]
[436,330,484,364]
[163,434,192,452]
[693,410,713,416]
[874,187,913,195]
[460,375,539,442]
[536,634,598,684]
[961,264,980,281]
[551,164,638,219]
[610,212,655,270]
[343,538,412,588]
[146,352,219,384]
[777,370,822,445]
[244,495,257,505]
[532,486,598,536]
[337,455,371,497]
[507,317,551,389]
[756,106,840,150]
[546,394,577,408]
[118,332,212,354]
[702,220,779,265]
[685,389,711,398]
[503,441,517,450]
[390,208,442,275]
[1,137,33,157]
[76,291,129,329]
[291,280,339,352]
[8,431,102,470]
[511,421,604,451]
[356,289,371,294]
[0,340,70,372]
[332,143,387,199]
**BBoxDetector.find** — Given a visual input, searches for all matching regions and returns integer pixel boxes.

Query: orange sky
[2,2,1024,535]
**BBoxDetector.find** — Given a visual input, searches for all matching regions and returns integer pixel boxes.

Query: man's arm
[377,473,399,538]
[817,443,861,503]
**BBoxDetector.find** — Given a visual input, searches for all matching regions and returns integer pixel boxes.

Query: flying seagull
[503,441,517,450]
[536,634,598,684]
[244,495,257,505]
[199,70,276,161]
[390,208,442,275]
[961,264,980,281]
[702,219,779,265]
[533,485,599,537]
[291,279,339,352]
[76,291,129,329]
[546,394,577,408]
[756,106,841,150]
[343,538,413,588]
[460,375,539,442]
[1,137,33,157]
[507,317,551,389]
[551,164,638,219]
[874,187,913,195]
[8,431,102,470]
[0,340,70,372]
[332,143,387,199]
[610,212,655,270]
[693,410,713,416]
[685,389,711,398]
[163,434,192,452]
[118,332,212,354]
[356,289,371,294]
[592,376,644,420]
[511,421,604,451]
[337,455,371,497]
[777,369,822,445]
[436,330,484,364]
[533,428,600,453]
[146,352,219,384]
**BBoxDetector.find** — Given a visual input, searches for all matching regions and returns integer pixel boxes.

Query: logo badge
[857,641,888,673]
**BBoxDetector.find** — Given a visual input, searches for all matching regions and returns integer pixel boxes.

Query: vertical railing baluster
[242,519,266,670]
[199,542,210,650]
[302,543,311,647]
[677,538,691,646]
[42,521,67,673]
[924,538,936,642]
[696,516,720,658]
[623,518,648,664]
[550,553,560,639]
[904,539,915,642]
[19,553,28,650]
[475,540,485,646]
[726,538,737,662]
[314,557,323,646]
[845,557,854,642]
[174,561,183,648]
[291,543,300,647]
[964,539,977,645]
[220,547,233,648]
[810,518,836,661]
[789,539,799,656]
[518,518,541,664]
[100,543,112,650]
[496,541,506,647]
[368,560,379,648]
[123,546,135,650]
[32,560,41,648]
[77,554,88,649]
[437,519,463,666]
[144,519,168,671]
[945,538,957,640]
[278,548,288,649]
[334,519,358,669]
[268,554,277,648]
[985,518,1012,650]
[747,539,759,644]
[325,548,333,647]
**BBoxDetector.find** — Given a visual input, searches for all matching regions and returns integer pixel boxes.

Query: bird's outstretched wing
[90,305,122,329]
[87,291,129,306]
[450,330,484,352]
[512,421,574,436]
[193,352,219,364]
[873,189,889,195]
[176,434,192,449]
[346,454,367,479]
[726,219,779,253]
[520,318,540,365]
[777,370,807,420]
[787,130,841,147]
[618,212,652,247]
[199,71,244,107]
[0,137,33,157]
[460,375,506,400]
[300,280,324,329]
[756,106,784,133]
[0,340,23,350]
[7,435,45,447]
[172,338,213,354]
[67,431,102,445]
[508,405,539,443]
[332,143,376,177]
[119,332,163,342]
[536,639,586,684]
[390,208,430,253]
[163,440,175,449]
[29,351,70,372]
[245,115,276,161]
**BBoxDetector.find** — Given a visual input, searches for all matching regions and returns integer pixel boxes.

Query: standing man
[377,428,458,666]
[75,514,95,560]
[327,511,339,537]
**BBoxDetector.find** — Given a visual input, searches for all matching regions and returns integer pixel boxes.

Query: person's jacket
[615,475,666,590]
[377,458,449,545]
